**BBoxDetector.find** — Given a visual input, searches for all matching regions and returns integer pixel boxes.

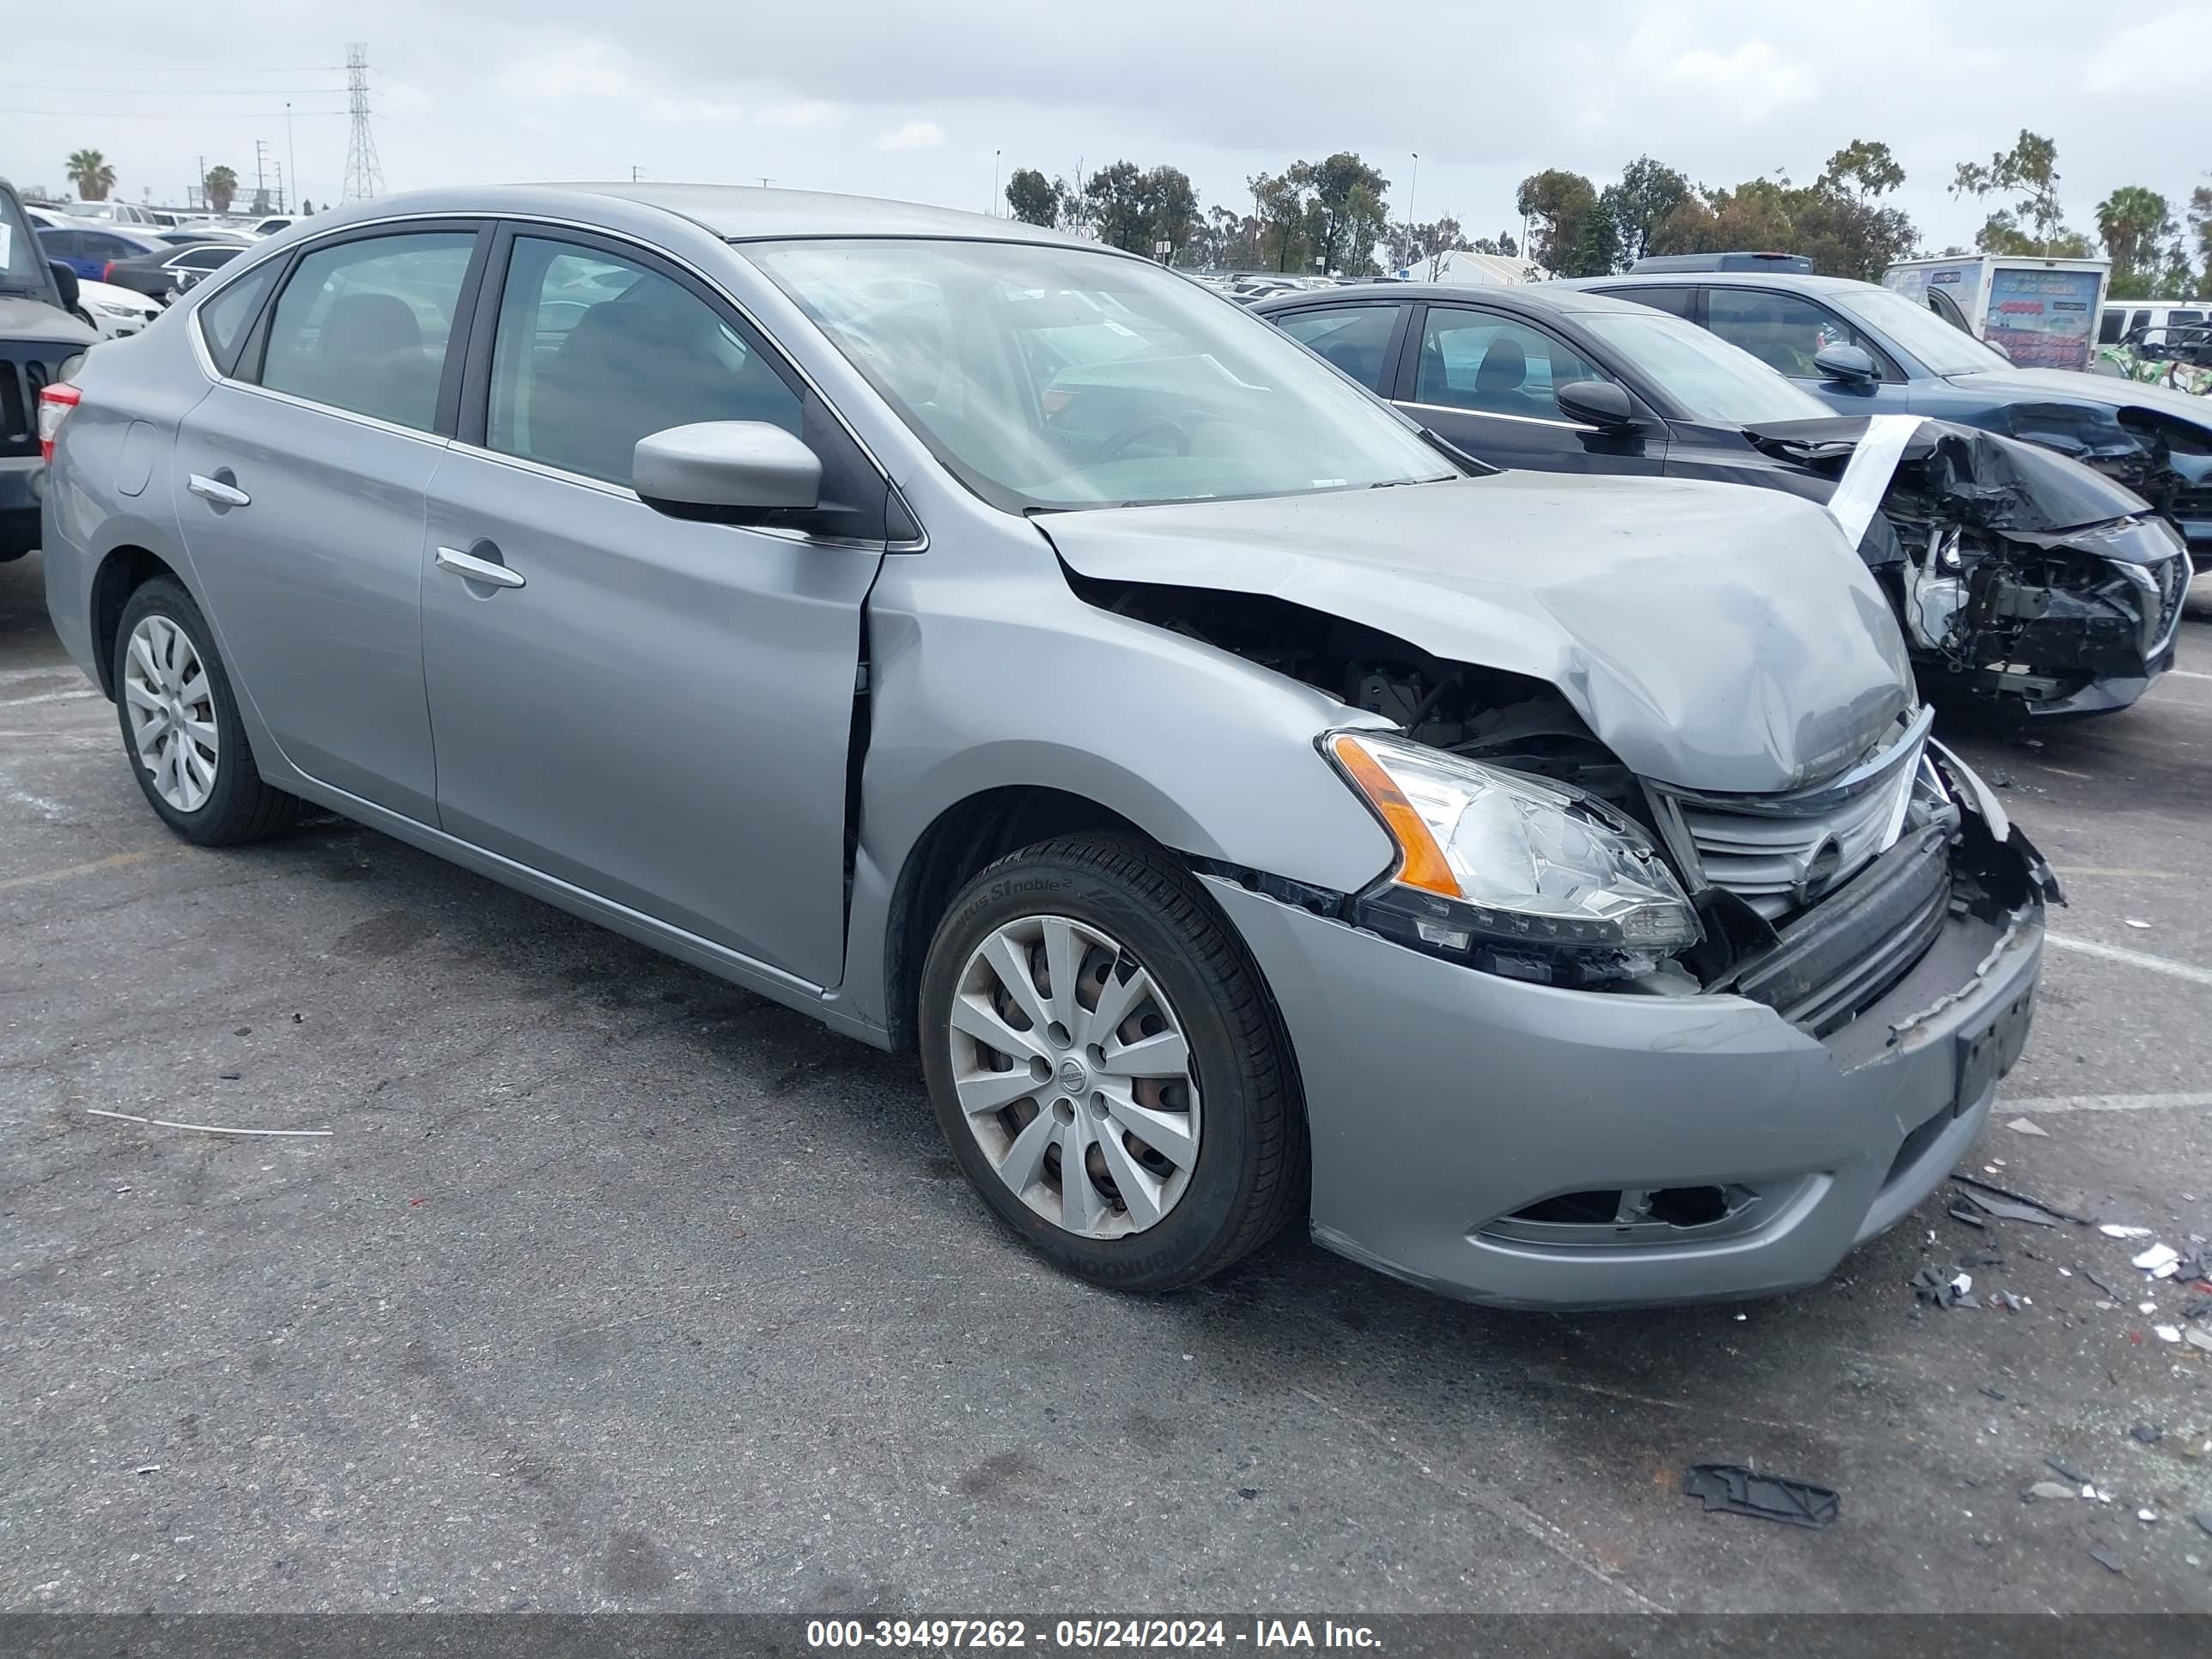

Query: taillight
[39,383,82,465]
[102,262,116,282]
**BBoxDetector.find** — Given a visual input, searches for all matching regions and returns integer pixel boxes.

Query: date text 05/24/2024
[805,1620,1383,1650]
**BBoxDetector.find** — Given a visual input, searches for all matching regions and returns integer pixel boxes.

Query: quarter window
[258,231,477,431]
[1705,289,1872,377]
[485,235,800,488]
[1273,305,1401,392]
[1413,309,1610,419]
[195,262,282,377]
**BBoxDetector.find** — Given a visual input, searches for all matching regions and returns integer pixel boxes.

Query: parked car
[0,176,96,561]
[2099,299,2207,347]
[57,198,158,227]
[1254,283,2189,718]
[100,241,243,304]
[1630,251,1812,274]
[41,185,2054,1309]
[1554,270,2212,576]
[154,227,256,250]
[243,215,295,239]
[35,219,169,282]
[74,276,162,339]
[2100,320,2212,398]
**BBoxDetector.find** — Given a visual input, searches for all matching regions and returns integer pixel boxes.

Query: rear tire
[919,834,1306,1292]
[112,576,303,846]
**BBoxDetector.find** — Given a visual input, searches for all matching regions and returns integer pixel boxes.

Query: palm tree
[2096,185,2175,297]
[204,165,239,214]
[66,149,117,202]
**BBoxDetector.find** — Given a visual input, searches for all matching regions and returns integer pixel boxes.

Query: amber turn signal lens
[1329,733,1460,899]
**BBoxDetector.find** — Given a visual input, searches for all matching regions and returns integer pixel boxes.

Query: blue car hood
[1948,367,2212,429]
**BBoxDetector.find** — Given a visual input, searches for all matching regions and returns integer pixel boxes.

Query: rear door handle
[186,473,251,507]
[435,545,526,590]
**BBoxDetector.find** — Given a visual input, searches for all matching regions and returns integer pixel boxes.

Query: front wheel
[919,835,1306,1292]
[112,576,302,845]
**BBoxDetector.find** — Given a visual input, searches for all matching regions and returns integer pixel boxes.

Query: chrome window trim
[182,205,922,543]
[1395,398,1598,435]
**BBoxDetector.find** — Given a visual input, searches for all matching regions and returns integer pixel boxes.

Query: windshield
[0,189,48,295]
[747,238,1453,512]
[1577,309,1832,424]
[1832,284,2009,376]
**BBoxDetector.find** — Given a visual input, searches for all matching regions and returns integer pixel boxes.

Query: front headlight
[94,299,138,317]
[1327,730,1699,978]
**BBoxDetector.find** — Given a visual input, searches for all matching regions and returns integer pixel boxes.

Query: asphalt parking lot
[4,547,2212,1615]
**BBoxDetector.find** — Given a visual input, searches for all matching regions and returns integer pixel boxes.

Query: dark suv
[2,177,97,562]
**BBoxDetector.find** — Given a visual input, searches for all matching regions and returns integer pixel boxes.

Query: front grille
[1653,708,1931,922]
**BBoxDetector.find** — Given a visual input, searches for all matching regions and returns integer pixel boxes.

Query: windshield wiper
[1417,428,1498,475]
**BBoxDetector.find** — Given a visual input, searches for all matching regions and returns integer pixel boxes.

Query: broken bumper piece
[1202,744,2048,1311]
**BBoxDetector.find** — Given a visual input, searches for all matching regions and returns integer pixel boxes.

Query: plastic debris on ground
[1948,1205,1988,1230]
[2124,919,2152,930]
[2155,1326,2182,1343]
[2006,1117,2050,1137]
[2100,1223,2154,1240]
[1912,1267,1978,1309]
[1682,1465,1838,1529]
[2081,1267,2125,1301]
[2139,1509,2159,1523]
[2134,1243,2180,1277]
[2024,1480,2077,1502]
[2188,1328,2212,1353]
[2088,1547,2125,1575]
[2046,1458,2087,1483]
[1951,1173,2092,1226]
[2130,1423,2161,1444]
[2195,1513,2212,1539]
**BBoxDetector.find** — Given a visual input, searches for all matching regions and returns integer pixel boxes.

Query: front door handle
[435,545,526,590]
[186,473,251,507]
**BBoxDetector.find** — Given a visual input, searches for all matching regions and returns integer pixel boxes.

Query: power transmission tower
[343,42,384,202]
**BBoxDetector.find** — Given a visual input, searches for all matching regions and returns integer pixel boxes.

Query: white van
[2100,299,2208,344]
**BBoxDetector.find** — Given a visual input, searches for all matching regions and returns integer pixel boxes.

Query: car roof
[305,182,1097,250]
[1250,281,1667,319]
[1550,270,1879,297]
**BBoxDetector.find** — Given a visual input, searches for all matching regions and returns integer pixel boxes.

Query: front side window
[748,238,1452,513]
[1828,284,2009,376]
[486,236,800,488]
[1577,309,1833,425]
[1273,304,1401,392]
[258,231,477,430]
[1705,289,1872,377]
[1413,310,1610,420]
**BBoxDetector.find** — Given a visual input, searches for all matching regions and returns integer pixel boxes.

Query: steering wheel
[1096,416,1192,462]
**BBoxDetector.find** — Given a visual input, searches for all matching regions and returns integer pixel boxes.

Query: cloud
[645,96,745,125]
[1659,40,1810,121]
[759,99,845,129]
[495,40,633,101]
[875,118,945,152]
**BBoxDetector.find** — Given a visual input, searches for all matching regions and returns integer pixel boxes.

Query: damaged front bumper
[1205,744,2051,1310]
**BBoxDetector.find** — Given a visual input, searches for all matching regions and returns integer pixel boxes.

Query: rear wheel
[112,577,302,845]
[919,835,1305,1292]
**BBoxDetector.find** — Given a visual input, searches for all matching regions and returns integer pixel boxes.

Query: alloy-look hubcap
[123,615,219,813]
[949,914,1201,1239]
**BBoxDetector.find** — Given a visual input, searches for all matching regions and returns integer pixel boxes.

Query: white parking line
[0,665,79,685]
[0,689,97,707]
[2006,1092,2212,1115]
[2047,933,2212,989]
[2166,669,2212,682]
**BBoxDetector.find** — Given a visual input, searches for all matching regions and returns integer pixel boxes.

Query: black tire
[112,576,303,846]
[919,834,1307,1292]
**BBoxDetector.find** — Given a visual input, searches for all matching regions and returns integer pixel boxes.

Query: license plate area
[1957,986,2035,1114]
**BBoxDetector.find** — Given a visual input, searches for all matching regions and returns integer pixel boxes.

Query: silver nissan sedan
[40,185,2057,1308]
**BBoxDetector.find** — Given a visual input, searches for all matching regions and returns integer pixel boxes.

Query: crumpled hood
[1043,472,1914,794]
[1951,367,2212,429]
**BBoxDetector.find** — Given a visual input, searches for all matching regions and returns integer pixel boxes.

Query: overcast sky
[4,1,2205,261]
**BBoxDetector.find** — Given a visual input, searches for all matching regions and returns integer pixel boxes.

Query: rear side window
[1273,304,1401,392]
[2099,308,2127,344]
[485,235,800,487]
[40,228,81,258]
[195,262,282,376]
[258,232,477,431]
[1607,284,1696,320]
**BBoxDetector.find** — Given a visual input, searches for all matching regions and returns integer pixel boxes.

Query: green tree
[1819,139,1905,203]
[1140,165,1199,262]
[2190,179,2211,273]
[1084,161,1149,252]
[1952,131,2081,256]
[1646,167,1916,283]
[1293,152,1390,276]
[1599,155,1690,265]
[1004,167,1058,228]
[203,164,239,213]
[1250,170,1312,272]
[1515,168,1608,275]
[2097,185,2178,298]
[66,149,116,201]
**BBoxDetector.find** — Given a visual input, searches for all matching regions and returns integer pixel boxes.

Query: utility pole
[275,162,286,215]
[343,42,385,202]
[757,177,773,188]
[254,137,270,215]
[992,149,1000,217]
[631,165,641,182]
[1406,151,1419,276]
[195,154,205,212]
[286,102,297,215]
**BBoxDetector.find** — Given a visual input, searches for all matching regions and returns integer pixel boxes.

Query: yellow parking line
[0,848,170,893]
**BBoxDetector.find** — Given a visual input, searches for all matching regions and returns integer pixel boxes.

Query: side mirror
[633,422,822,525]
[1555,379,1640,430]
[1813,343,1880,385]
[48,261,80,313]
